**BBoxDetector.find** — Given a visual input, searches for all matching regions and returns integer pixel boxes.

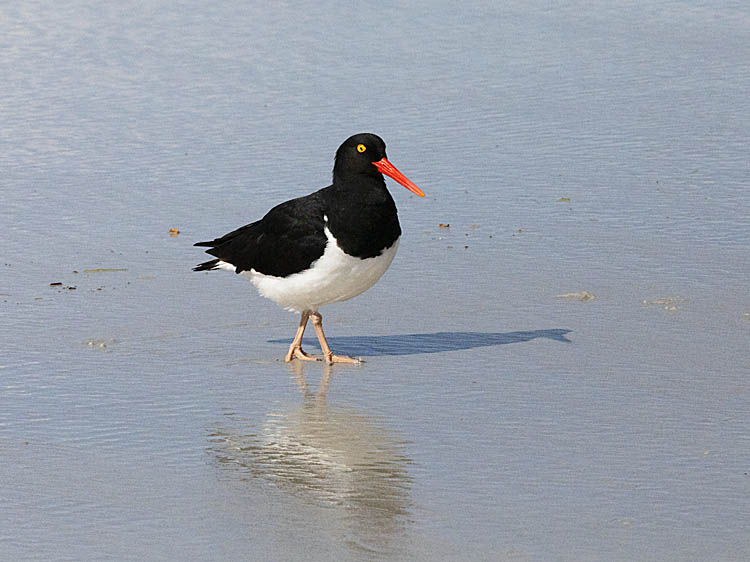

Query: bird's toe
[325,353,363,365]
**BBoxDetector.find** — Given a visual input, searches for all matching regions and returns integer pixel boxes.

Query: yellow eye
[356,144,366,153]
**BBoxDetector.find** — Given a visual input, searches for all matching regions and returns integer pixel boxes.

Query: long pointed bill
[372,158,425,197]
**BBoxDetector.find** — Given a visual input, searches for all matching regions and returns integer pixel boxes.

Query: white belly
[217,227,399,313]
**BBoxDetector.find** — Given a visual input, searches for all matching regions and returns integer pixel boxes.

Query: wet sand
[3,2,749,560]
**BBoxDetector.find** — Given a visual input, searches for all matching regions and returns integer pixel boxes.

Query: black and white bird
[194,133,424,364]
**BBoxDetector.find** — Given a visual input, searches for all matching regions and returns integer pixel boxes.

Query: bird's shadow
[269,329,572,357]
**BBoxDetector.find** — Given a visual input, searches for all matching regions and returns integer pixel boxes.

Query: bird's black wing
[194,190,329,278]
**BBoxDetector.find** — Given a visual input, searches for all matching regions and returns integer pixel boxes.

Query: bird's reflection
[209,362,413,553]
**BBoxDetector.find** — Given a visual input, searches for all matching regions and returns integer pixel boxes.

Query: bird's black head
[333,133,388,179]
[333,133,425,197]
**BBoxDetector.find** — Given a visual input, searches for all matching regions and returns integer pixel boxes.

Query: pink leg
[284,310,320,362]
[309,311,361,365]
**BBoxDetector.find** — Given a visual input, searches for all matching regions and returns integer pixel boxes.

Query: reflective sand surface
[3,2,749,560]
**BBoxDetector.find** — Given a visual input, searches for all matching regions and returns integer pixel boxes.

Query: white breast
[218,227,399,313]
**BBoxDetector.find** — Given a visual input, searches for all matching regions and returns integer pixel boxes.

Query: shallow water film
[3,2,749,561]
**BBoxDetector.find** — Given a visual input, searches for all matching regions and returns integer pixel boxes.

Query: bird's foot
[324,353,362,365]
[285,346,321,362]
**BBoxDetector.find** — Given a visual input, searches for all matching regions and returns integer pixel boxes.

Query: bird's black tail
[193,258,221,272]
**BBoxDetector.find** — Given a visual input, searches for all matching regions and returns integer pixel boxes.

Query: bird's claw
[324,353,362,365]
[285,347,321,362]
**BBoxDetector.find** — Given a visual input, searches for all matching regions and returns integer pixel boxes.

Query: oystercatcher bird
[194,133,424,364]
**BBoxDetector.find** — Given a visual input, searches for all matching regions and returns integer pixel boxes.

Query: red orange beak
[372,158,425,197]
